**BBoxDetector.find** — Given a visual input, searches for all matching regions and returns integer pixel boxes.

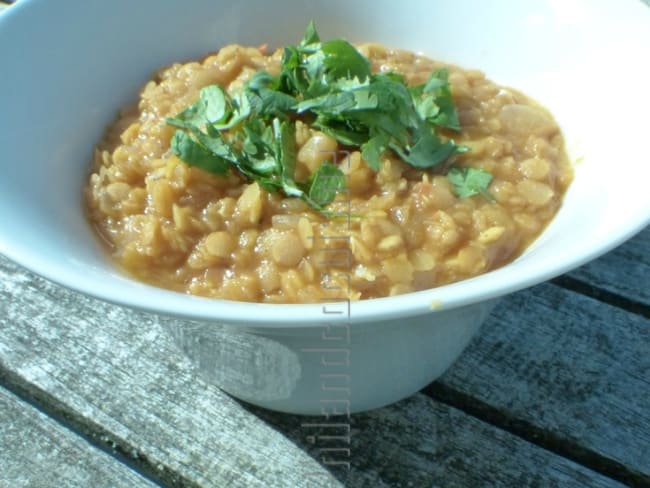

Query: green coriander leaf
[334,76,370,92]
[167,21,468,214]
[303,50,325,80]
[423,74,447,92]
[167,86,229,129]
[247,71,279,90]
[390,125,458,169]
[409,83,424,99]
[279,46,308,95]
[243,117,274,146]
[297,91,356,114]
[247,87,298,117]
[351,89,378,110]
[241,119,275,166]
[351,111,408,144]
[301,20,321,46]
[447,166,494,199]
[273,118,298,191]
[422,69,461,130]
[248,156,278,176]
[281,45,301,71]
[368,74,420,130]
[245,72,297,117]
[171,130,230,175]
[297,86,377,115]
[215,91,251,130]
[283,179,306,199]
[308,162,346,206]
[238,121,277,176]
[242,138,257,155]
[302,49,328,97]
[314,117,369,146]
[361,133,390,171]
[166,100,207,130]
[379,71,407,85]
[414,94,440,121]
[193,127,240,166]
[431,97,460,130]
[256,180,283,193]
[201,86,227,124]
[318,39,371,82]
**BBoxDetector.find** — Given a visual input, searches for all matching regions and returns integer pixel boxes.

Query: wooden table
[2,217,648,488]
[1,3,649,487]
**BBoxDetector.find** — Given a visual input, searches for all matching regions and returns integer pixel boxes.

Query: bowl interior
[0,0,648,325]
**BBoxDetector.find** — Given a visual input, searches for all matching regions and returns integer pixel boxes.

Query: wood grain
[434,282,650,485]
[0,257,336,488]
[254,395,627,488]
[564,226,650,308]
[0,255,626,487]
[0,386,158,488]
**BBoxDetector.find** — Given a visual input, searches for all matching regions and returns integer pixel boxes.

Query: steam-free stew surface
[86,44,572,303]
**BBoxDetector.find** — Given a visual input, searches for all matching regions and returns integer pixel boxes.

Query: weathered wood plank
[435,282,650,485]
[0,257,337,488]
[254,395,627,488]
[565,225,650,307]
[0,254,626,487]
[0,386,158,488]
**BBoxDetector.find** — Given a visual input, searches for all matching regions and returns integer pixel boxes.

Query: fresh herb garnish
[167,21,492,211]
[447,167,494,200]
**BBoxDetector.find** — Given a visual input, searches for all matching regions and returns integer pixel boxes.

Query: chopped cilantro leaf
[166,21,486,212]
[314,118,369,146]
[318,39,372,82]
[416,69,461,130]
[166,100,207,130]
[171,130,230,175]
[273,118,298,192]
[361,134,389,171]
[201,86,227,124]
[308,162,346,207]
[301,20,321,46]
[447,167,494,200]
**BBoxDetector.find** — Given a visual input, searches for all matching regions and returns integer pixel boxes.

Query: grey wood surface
[0,253,631,488]
[0,257,332,488]
[434,281,650,485]
[0,386,158,488]
[566,226,649,307]
[254,395,627,488]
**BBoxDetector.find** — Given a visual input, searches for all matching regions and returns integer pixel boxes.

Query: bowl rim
[2,216,648,328]
[1,0,649,327]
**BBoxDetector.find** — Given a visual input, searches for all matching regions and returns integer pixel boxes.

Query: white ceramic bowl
[1,0,648,414]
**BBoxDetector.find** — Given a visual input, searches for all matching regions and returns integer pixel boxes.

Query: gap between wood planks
[552,276,650,320]
[3,339,642,488]
[2,336,633,488]
[422,382,650,488]
[0,386,159,488]
[423,277,650,488]
[0,366,177,488]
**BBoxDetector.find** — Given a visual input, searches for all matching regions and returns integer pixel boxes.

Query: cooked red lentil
[86,43,573,303]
